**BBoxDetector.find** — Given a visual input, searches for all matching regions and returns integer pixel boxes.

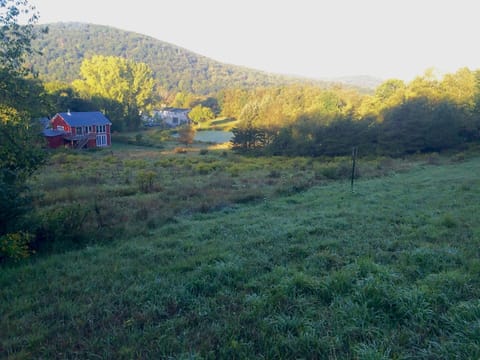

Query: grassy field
[1,145,480,358]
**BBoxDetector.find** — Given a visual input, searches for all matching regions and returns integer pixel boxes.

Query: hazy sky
[33,0,479,81]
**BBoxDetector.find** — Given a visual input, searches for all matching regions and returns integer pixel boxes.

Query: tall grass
[2,148,480,358]
[27,147,417,253]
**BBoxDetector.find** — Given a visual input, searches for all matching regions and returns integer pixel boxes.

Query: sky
[32,0,480,81]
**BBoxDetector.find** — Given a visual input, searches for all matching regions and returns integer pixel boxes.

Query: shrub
[0,232,33,261]
[319,161,352,180]
[37,203,90,247]
[137,170,157,193]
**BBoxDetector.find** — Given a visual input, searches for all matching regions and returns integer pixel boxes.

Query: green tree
[73,55,155,131]
[358,79,406,120]
[1,0,46,260]
[171,91,196,108]
[189,104,214,123]
[177,124,196,146]
[231,121,272,152]
[0,0,39,73]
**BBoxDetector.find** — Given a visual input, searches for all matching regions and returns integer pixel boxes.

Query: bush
[0,232,33,261]
[36,203,90,247]
[319,161,351,180]
[137,170,157,193]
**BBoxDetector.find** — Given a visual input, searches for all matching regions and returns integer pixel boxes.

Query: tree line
[43,59,480,157]
[229,69,480,156]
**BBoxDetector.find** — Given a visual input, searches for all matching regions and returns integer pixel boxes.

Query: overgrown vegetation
[2,146,480,358]
[17,143,421,255]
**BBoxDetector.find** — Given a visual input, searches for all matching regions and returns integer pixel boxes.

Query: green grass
[2,149,480,358]
[197,117,239,131]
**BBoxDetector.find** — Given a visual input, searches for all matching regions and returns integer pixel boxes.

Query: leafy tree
[171,91,196,108]
[0,0,39,73]
[189,104,214,123]
[43,81,96,113]
[73,55,155,130]
[358,79,406,119]
[231,121,273,152]
[1,106,45,233]
[1,0,46,260]
[441,67,476,110]
[407,68,442,100]
[177,124,196,146]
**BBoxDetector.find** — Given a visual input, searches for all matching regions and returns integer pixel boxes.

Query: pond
[194,130,233,143]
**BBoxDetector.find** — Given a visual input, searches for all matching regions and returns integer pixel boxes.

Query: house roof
[58,111,112,126]
[159,107,190,113]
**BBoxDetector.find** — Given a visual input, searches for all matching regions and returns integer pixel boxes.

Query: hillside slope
[2,152,480,358]
[29,22,325,94]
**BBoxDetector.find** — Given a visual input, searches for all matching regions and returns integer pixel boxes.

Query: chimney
[67,109,71,116]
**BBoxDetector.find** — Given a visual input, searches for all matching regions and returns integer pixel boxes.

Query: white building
[145,107,191,127]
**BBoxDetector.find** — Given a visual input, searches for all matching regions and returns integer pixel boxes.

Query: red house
[44,111,112,149]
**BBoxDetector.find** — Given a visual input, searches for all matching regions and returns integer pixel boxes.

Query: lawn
[1,147,480,358]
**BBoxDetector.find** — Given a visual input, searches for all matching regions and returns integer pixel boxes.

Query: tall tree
[73,55,155,131]
[1,0,46,260]
[0,0,39,73]
[189,104,214,123]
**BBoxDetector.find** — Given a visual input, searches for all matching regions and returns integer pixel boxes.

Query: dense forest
[28,23,338,94]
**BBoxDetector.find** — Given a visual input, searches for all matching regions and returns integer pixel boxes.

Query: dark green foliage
[378,97,466,155]
[35,203,90,247]
[0,0,47,260]
[28,23,324,94]
[0,115,45,235]
[259,98,476,157]
[230,123,273,152]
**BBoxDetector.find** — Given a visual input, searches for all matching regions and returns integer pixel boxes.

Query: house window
[57,125,64,131]
[96,134,107,147]
[76,127,83,135]
[96,125,106,133]
[173,117,178,124]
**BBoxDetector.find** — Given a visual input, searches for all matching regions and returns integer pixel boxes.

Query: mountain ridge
[29,22,380,94]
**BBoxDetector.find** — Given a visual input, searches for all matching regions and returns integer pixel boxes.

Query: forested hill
[28,22,331,94]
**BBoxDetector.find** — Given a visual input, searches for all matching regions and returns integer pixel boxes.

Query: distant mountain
[327,75,384,90]
[29,22,334,94]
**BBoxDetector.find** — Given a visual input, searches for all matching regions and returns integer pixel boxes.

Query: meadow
[1,139,480,359]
